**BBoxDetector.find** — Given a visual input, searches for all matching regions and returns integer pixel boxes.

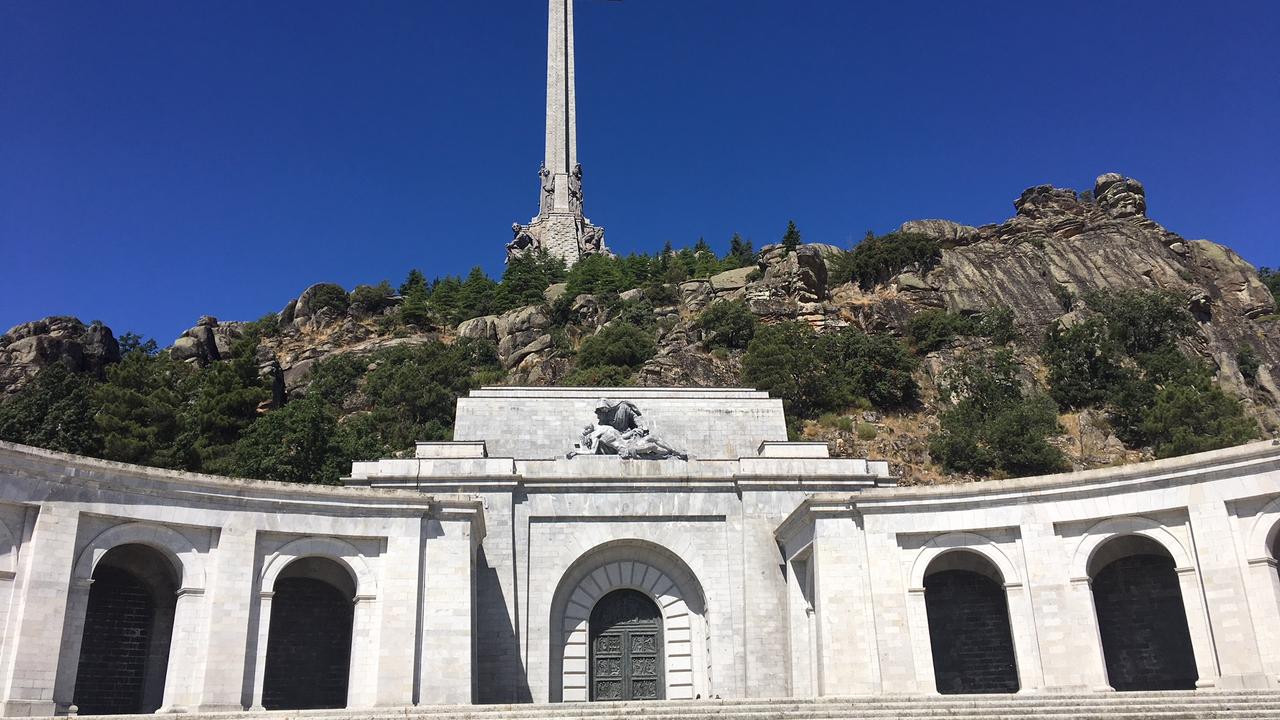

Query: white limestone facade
[0,386,1277,716]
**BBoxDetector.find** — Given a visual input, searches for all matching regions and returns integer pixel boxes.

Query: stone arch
[73,544,180,714]
[1087,533,1199,690]
[908,532,1021,590]
[1068,516,1193,581]
[259,537,377,599]
[1246,496,1280,562]
[550,539,707,702]
[0,517,17,577]
[262,557,356,710]
[908,536,1022,695]
[73,522,206,591]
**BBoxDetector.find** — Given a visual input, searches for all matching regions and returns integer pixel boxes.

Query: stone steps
[63,693,1280,720]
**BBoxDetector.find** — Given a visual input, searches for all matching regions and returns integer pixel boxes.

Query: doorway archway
[261,557,356,710]
[73,544,178,715]
[589,589,663,701]
[1089,535,1198,691]
[923,551,1019,694]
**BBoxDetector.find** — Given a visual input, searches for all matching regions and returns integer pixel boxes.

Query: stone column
[248,591,274,710]
[158,587,209,712]
[50,579,93,714]
[346,594,381,708]
[1185,499,1269,687]
[1175,566,1220,688]
[1003,581,1046,692]
[417,516,477,705]
[195,522,257,711]
[1242,557,1280,683]
[1069,576,1114,691]
[1,506,79,717]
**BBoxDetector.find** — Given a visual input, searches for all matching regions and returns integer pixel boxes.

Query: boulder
[1014,185,1085,220]
[709,266,757,292]
[457,315,500,344]
[1095,173,1147,218]
[1188,240,1277,318]
[899,219,981,246]
[760,245,828,303]
[679,280,715,311]
[0,316,120,395]
[293,283,349,322]
[494,305,552,368]
[544,282,568,304]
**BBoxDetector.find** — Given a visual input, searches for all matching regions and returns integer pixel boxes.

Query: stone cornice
[0,441,485,526]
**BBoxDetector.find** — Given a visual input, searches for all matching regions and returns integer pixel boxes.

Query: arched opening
[550,541,708,702]
[73,544,179,715]
[589,589,663,701]
[262,557,356,710]
[923,550,1019,694]
[1089,535,1198,691]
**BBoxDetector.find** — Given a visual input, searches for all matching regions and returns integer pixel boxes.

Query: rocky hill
[2,173,1277,483]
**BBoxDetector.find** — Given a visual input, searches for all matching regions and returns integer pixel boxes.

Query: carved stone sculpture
[567,399,689,460]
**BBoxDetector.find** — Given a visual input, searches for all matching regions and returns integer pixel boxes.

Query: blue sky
[2,1,1277,342]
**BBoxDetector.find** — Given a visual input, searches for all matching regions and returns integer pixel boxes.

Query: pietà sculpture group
[567,399,688,460]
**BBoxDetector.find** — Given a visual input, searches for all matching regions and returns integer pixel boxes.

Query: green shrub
[1085,288,1193,355]
[0,361,102,456]
[562,364,636,387]
[1042,318,1126,409]
[350,281,396,315]
[856,422,878,441]
[492,249,567,313]
[906,309,972,353]
[742,323,918,425]
[1238,347,1260,383]
[576,322,656,371]
[975,306,1017,344]
[614,299,657,330]
[307,283,350,315]
[830,231,941,289]
[1260,267,1280,308]
[817,413,854,432]
[928,351,1067,477]
[226,395,346,484]
[695,300,757,350]
[564,254,629,298]
[1139,383,1258,459]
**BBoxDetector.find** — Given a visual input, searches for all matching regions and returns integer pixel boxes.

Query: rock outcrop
[2,172,1276,481]
[0,317,119,395]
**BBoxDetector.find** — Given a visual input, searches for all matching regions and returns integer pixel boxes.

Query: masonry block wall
[1,428,1280,716]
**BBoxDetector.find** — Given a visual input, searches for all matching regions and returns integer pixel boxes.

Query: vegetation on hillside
[0,216,1269,486]
[1042,289,1257,458]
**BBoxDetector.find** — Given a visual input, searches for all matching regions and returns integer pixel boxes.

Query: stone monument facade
[508,0,608,267]
[1,387,1279,715]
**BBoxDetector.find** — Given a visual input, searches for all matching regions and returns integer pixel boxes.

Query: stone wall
[0,401,1279,715]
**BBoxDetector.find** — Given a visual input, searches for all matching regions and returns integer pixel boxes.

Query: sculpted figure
[566,399,689,460]
[539,164,555,214]
[507,223,537,256]
[568,162,584,213]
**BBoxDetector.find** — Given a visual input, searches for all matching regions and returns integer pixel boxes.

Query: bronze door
[589,589,663,701]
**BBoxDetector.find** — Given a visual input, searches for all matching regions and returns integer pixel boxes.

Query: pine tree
[459,267,498,319]
[782,220,801,254]
[726,233,756,268]
[428,276,465,324]
[399,268,427,296]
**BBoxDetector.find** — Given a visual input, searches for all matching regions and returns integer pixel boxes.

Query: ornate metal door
[589,589,663,701]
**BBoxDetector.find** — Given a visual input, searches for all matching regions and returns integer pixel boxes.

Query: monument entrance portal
[589,590,663,701]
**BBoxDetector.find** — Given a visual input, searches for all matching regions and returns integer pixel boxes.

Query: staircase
[68,691,1280,720]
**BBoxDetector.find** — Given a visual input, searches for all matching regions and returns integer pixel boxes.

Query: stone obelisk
[508,0,607,266]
